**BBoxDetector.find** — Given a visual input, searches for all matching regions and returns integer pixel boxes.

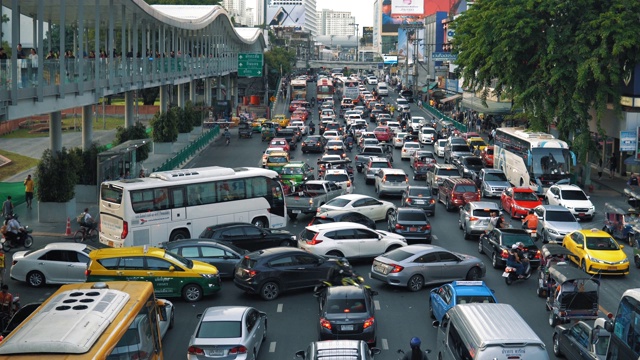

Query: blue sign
[431,52,457,61]
[621,130,636,152]
[378,63,384,69]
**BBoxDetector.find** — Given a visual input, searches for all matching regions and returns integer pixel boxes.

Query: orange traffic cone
[65,217,72,236]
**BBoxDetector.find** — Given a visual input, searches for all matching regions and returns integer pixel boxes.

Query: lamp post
[349,23,359,61]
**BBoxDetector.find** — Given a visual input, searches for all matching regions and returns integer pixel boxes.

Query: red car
[292,109,308,121]
[500,187,543,219]
[373,126,392,142]
[269,138,290,153]
[481,146,494,167]
[288,100,305,113]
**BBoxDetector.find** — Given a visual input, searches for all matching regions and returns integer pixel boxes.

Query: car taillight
[534,250,541,259]
[363,317,375,329]
[422,224,431,230]
[320,318,332,330]
[395,224,405,230]
[501,249,509,259]
[188,346,205,355]
[405,198,412,204]
[229,346,247,355]
[121,221,129,239]
[308,199,313,205]
[469,216,479,221]
[85,269,91,277]
[347,181,351,187]
[381,176,386,183]
[307,233,323,245]
[390,264,404,273]
[247,269,258,278]
[429,199,435,204]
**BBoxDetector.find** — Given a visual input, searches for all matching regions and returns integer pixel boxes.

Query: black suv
[301,135,326,153]
[478,228,541,269]
[199,222,296,251]
[233,248,341,300]
[317,286,378,346]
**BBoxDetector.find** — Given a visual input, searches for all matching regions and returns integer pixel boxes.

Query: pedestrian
[609,153,617,179]
[597,158,603,180]
[1,196,12,220]
[628,173,639,186]
[24,174,34,209]
[139,169,145,178]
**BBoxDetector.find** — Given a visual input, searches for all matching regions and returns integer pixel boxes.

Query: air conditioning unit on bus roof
[514,129,555,139]
[150,166,235,181]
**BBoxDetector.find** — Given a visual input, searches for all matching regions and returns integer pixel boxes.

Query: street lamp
[349,23,359,61]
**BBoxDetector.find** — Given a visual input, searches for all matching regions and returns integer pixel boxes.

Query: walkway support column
[189,80,196,103]
[50,111,62,153]
[125,91,134,128]
[225,75,231,101]
[82,105,93,150]
[204,78,211,107]
[231,75,238,111]
[177,83,185,108]
[216,75,222,102]
[159,85,168,113]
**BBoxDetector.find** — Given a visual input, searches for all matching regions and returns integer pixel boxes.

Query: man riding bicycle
[80,208,97,231]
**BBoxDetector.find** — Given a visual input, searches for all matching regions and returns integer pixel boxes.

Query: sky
[316,0,374,29]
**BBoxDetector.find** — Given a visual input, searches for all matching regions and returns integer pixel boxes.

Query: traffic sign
[431,52,457,61]
[238,53,264,77]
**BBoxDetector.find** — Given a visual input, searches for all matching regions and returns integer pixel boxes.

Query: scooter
[502,257,531,285]
[1,225,33,252]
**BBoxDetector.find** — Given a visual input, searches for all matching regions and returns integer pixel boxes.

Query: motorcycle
[502,255,532,285]
[397,349,430,360]
[1,226,33,252]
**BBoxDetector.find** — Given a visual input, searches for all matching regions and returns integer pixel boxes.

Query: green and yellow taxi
[280,161,315,187]
[562,228,630,275]
[86,246,221,302]
[265,150,290,173]
[273,114,290,128]
[252,117,267,132]
[467,137,488,152]
[261,121,278,141]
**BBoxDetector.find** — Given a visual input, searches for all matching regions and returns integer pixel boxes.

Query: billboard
[391,0,424,15]
[397,27,425,65]
[381,0,455,33]
[383,55,398,64]
[363,27,374,46]
[267,0,305,27]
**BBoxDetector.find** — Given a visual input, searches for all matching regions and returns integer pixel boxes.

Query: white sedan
[318,194,396,222]
[401,142,422,160]
[10,243,96,287]
[289,121,308,135]
[393,132,408,148]
[435,139,447,157]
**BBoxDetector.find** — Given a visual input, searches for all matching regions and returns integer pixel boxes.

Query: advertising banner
[391,0,424,15]
[397,27,425,64]
[381,0,451,33]
[383,55,398,64]
[621,130,636,152]
[267,0,305,27]
[363,27,374,46]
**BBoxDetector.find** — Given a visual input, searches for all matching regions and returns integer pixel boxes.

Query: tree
[150,108,179,143]
[451,0,640,159]
[265,46,296,89]
[114,122,151,162]
[35,148,80,202]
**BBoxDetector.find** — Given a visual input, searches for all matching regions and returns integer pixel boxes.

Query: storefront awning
[461,92,515,115]
[624,156,640,166]
[441,94,463,103]
[421,82,438,93]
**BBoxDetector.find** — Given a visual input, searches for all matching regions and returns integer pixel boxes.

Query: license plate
[410,227,417,232]
[208,349,225,356]
[292,210,301,214]
[579,213,585,217]
[374,264,386,273]
[501,272,510,278]
[608,266,617,270]
[530,232,537,237]
[415,200,425,204]
[341,325,354,331]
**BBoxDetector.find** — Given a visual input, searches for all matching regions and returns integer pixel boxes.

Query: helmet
[410,337,421,347]
[337,257,349,267]
[516,242,524,248]
[511,244,518,250]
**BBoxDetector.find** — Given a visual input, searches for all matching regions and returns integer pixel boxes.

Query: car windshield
[546,210,576,222]
[464,158,483,166]
[326,297,367,313]
[438,140,447,146]
[455,185,477,193]
[595,335,610,356]
[472,209,493,217]
[452,145,471,152]
[484,173,507,181]
[439,169,460,177]
[268,156,288,163]
[371,162,390,169]
[398,211,427,222]
[456,296,496,304]
[469,140,485,147]
[197,321,241,338]
[501,233,535,247]
[586,236,620,250]
[408,188,431,197]
[282,167,303,175]
[325,174,349,182]
[325,198,351,207]
[514,192,539,201]
[164,250,193,269]
[485,148,494,155]
[561,189,588,200]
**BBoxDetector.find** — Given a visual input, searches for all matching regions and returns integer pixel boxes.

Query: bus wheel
[169,229,190,242]
[252,217,269,228]
[182,284,203,302]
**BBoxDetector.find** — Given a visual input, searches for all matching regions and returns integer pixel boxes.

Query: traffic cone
[65,217,72,236]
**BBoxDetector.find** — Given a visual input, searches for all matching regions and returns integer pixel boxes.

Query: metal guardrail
[420,102,468,132]
[152,125,219,172]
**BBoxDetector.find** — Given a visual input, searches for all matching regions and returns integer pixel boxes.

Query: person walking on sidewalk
[597,159,603,180]
[23,174,34,209]
[1,197,12,220]
[609,153,618,179]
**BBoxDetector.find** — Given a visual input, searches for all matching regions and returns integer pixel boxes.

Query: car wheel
[491,252,500,269]
[407,274,424,292]
[464,227,471,240]
[429,298,436,319]
[552,333,563,357]
[169,229,190,242]
[446,198,452,212]
[288,213,298,221]
[24,235,33,248]
[386,244,402,253]
[27,270,45,287]
[169,308,175,329]
[260,281,280,301]
[459,219,463,230]
[182,284,203,302]
[543,197,549,205]
[549,312,559,327]
[326,250,344,257]
[478,240,484,254]
[482,186,488,198]
[466,267,482,280]
[252,217,269,228]
[581,260,587,273]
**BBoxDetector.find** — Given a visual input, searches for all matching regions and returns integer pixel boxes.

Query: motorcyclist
[507,244,525,278]
[4,214,23,245]
[326,258,354,286]
[522,210,538,230]
[516,241,530,275]
[345,134,355,151]
[224,128,231,139]
[309,121,316,135]
[401,337,429,360]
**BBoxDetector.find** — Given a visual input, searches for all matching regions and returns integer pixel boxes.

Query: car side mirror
[197,313,203,319]
[295,350,306,359]
[577,244,583,249]
[620,245,625,249]
[169,265,175,272]
[371,348,382,355]
[432,320,440,328]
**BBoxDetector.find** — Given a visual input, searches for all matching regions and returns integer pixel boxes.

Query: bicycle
[74,225,98,243]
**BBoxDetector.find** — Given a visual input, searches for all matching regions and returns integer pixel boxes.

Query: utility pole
[349,23,359,62]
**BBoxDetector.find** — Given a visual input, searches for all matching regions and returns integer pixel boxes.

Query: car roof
[447,178,475,185]
[283,161,307,167]
[307,222,368,231]
[325,169,348,175]
[379,168,407,174]
[449,281,494,297]
[397,207,427,214]
[482,168,503,173]
[204,222,252,230]
[202,306,249,322]
[574,228,611,237]
[89,246,166,258]
[435,164,457,169]
[400,244,445,254]
[326,285,369,298]
[512,187,535,193]
[468,201,500,209]
[248,247,307,258]
[369,157,389,162]
[315,210,366,219]
[539,204,572,211]
[44,242,91,251]
[403,142,421,146]
[555,184,583,191]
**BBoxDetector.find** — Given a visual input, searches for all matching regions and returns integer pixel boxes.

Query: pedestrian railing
[152,125,219,172]
[419,102,468,133]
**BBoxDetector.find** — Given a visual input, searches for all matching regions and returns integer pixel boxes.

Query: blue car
[429,281,498,322]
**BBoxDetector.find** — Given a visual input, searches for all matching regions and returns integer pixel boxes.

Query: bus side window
[171,187,185,208]
[153,189,169,210]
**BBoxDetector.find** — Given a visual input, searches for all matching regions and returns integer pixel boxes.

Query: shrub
[69,144,100,185]
[35,148,80,202]
[176,106,194,133]
[151,109,178,143]
[114,121,151,162]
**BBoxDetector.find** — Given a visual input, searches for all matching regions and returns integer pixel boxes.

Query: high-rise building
[318,9,355,37]
[245,8,255,27]
[222,0,249,25]
[254,0,264,27]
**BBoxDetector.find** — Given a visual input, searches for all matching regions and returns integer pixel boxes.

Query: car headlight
[587,255,605,264]
[200,273,218,278]
[547,228,559,235]
[590,206,595,210]
[619,258,630,264]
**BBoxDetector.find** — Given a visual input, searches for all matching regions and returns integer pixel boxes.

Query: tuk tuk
[281,161,315,189]
[261,122,278,142]
[545,263,600,327]
[252,118,267,132]
[536,244,575,297]
[602,203,639,246]
[238,122,253,139]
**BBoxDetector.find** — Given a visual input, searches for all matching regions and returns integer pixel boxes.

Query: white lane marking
[368,272,372,279]
[277,304,283,313]
[374,300,380,311]
[432,235,438,242]
[381,338,389,350]
[269,342,277,352]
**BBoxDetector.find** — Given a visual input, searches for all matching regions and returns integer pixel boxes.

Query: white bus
[99,166,287,248]
[605,288,640,359]
[493,127,575,193]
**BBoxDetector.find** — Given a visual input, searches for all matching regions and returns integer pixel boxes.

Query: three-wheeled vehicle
[238,121,253,139]
[261,122,278,142]
[537,244,575,297]
[545,263,600,327]
[602,203,639,246]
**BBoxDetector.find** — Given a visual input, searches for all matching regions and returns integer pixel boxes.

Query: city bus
[0,282,167,359]
[290,78,307,101]
[336,77,360,104]
[316,78,335,103]
[99,166,287,248]
[605,288,640,359]
[493,127,575,194]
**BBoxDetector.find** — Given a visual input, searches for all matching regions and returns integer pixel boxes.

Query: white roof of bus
[497,127,568,149]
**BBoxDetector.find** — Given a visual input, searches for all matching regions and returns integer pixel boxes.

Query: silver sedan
[187,306,267,360]
[370,244,486,292]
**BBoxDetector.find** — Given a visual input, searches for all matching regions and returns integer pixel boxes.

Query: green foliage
[451,0,640,159]
[151,109,179,143]
[69,144,101,185]
[35,148,80,202]
[265,47,296,90]
[176,105,194,133]
[187,101,203,127]
[140,87,159,106]
[114,122,151,162]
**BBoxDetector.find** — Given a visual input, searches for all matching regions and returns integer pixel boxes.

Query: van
[432,303,549,360]
[376,82,388,96]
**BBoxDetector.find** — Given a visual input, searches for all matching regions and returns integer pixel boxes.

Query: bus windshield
[608,292,640,359]
[532,148,572,177]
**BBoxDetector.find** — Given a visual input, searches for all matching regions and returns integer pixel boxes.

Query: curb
[33,232,71,238]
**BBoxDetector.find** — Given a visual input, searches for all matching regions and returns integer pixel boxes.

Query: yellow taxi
[252,117,267,132]
[273,114,290,128]
[86,246,221,301]
[467,137,488,152]
[562,228,629,275]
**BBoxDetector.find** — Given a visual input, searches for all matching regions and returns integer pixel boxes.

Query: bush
[35,148,80,202]
[176,106,194,133]
[114,121,151,162]
[189,101,204,127]
[151,109,178,143]
[69,144,100,185]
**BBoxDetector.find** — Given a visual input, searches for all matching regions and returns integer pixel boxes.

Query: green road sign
[238,53,264,77]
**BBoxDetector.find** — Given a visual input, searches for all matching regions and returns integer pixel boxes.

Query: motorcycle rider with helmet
[516,241,530,276]
[326,258,354,286]
[522,210,538,230]
[507,244,525,278]
[3,214,24,246]
[401,337,429,360]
